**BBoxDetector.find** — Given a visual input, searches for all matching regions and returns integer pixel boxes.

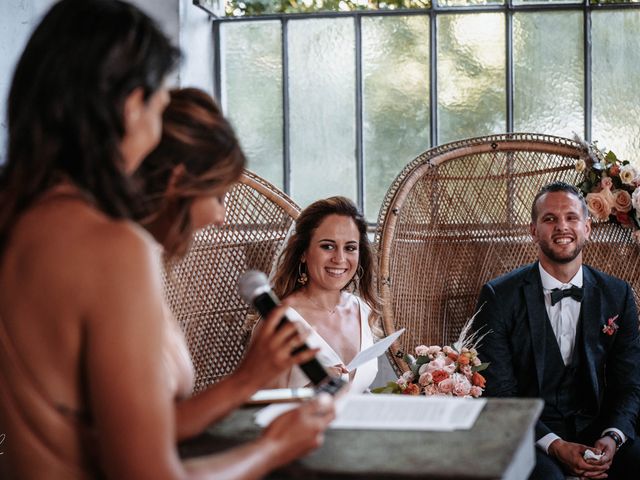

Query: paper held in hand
[346,328,405,372]
[255,394,486,431]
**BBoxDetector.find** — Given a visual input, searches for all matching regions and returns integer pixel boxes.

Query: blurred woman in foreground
[0,1,332,478]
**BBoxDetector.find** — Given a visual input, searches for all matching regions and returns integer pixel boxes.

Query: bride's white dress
[286,294,377,394]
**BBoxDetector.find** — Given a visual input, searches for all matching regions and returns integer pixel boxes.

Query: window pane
[592,11,640,164]
[438,0,503,6]
[437,13,506,145]
[288,18,357,208]
[513,12,583,136]
[362,15,430,221]
[221,21,284,188]
[514,0,576,5]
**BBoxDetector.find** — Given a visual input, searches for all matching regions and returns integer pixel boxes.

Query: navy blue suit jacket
[473,262,640,441]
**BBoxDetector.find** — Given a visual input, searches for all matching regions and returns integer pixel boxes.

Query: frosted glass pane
[437,13,506,145]
[513,12,583,136]
[514,0,576,4]
[362,16,430,221]
[438,0,503,5]
[288,19,356,208]
[221,21,284,188]
[592,11,640,166]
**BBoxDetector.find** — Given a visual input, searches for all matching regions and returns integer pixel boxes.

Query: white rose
[620,164,638,185]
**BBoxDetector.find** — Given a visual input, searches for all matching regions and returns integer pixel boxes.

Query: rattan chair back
[375,133,640,375]
[162,170,299,392]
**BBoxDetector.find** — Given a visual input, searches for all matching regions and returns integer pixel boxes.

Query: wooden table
[180,397,543,480]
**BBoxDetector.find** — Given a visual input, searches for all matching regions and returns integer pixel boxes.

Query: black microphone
[238,270,346,395]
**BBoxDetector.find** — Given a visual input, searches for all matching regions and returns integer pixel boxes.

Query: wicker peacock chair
[375,133,640,375]
[162,170,299,392]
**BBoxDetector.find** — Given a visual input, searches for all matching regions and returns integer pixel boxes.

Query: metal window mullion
[584,2,592,142]
[281,18,291,195]
[506,2,514,133]
[430,9,438,148]
[355,14,365,213]
[212,20,222,104]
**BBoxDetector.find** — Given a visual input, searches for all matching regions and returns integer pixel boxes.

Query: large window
[202,1,640,221]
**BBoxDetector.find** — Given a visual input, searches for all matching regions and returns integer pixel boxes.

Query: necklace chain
[304,292,342,315]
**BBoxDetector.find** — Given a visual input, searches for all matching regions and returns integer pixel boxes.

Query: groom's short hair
[531,181,588,222]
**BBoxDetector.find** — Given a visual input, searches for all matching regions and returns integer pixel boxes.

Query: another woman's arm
[175,303,318,441]
[84,224,331,479]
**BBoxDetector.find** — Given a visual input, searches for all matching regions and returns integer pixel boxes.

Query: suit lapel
[523,262,547,393]
[580,267,601,403]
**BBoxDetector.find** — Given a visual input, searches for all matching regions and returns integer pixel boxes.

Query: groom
[472,181,640,479]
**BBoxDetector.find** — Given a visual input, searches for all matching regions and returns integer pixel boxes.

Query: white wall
[0,0,215,164]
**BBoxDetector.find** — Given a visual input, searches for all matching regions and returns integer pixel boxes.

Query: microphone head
[238,270,270,304]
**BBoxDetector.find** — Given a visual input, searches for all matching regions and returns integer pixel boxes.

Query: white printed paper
[255,393,486,431]
[346,328,405,372]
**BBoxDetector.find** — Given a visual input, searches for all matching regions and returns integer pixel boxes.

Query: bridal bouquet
[373,314,489,398]
[574,137,640,243]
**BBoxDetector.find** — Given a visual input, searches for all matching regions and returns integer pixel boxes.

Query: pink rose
[470,386,483,398]
[460,365,472,378]
[423,384,439,396]
[425,355,455,375]
[586,192,612,220]
[415,345,429,356]
[419,372,433,386]
[452,374,472,396]
[442,346,455,355]
[601,177,613,190]
[437,378,454,394]
[426,346,442,357]
[612,189,633,213]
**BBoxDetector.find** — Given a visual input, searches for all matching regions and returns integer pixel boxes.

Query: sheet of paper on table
[255,394,486,431]
[346,328,405,372]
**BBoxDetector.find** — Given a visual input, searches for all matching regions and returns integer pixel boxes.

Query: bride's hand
[326,364,349,379]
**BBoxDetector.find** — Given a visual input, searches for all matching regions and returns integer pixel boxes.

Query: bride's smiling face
[302,214,360,292]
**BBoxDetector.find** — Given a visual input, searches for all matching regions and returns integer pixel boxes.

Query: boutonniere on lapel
[602,315,619,336]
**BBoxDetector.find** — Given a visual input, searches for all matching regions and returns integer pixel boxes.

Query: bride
[259,196,382,393]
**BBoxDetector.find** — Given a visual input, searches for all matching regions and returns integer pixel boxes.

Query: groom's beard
[538,237,586,265]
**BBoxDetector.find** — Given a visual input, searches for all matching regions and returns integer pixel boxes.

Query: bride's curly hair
[272,196,382,331]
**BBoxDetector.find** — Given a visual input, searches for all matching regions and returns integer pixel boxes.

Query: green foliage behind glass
[226,0,431,17]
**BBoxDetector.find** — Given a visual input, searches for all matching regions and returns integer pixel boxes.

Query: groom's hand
[548,439,610,479]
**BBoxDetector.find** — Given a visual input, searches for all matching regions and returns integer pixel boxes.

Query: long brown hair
[0,0,179,256]
[272,196,382,328]
[134,88,246,258]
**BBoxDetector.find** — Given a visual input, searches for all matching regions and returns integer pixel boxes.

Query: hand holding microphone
[239,270,347,395]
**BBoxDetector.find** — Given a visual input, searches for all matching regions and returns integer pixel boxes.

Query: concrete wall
[0,0,215,164]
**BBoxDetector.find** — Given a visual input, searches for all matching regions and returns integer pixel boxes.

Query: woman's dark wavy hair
[272,196,382,329]
[0,0,180,254]
[134,88,246,259]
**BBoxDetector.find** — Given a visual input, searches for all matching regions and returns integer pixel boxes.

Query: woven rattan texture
[162,171,299,392]
[375,134,640,375]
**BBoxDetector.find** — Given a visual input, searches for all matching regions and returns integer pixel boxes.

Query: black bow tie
[550,286,583,306]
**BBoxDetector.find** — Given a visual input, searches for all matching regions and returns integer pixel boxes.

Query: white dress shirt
[535,264,626,453]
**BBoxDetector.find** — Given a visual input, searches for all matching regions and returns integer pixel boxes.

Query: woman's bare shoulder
[3,195,162,314]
